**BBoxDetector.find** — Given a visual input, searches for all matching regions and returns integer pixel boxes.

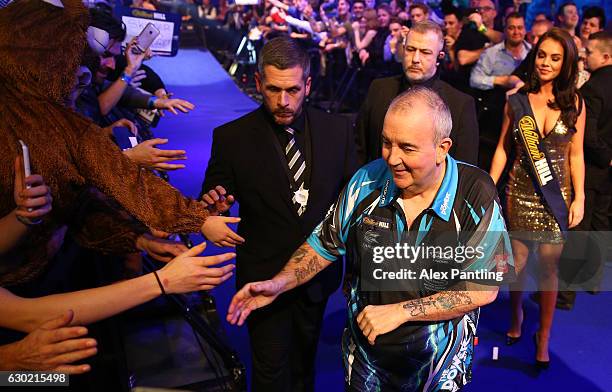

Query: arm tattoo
[402,291,473,317]
[402,298,436,317]
[291,244,310,264]
[294,256,324,284]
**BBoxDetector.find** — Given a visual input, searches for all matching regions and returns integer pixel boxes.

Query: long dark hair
[520,28,580,128]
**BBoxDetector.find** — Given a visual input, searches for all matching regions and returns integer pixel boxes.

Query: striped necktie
[285,127,307,215]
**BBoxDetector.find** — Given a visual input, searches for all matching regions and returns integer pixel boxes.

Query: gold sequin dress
[505,117,574,243]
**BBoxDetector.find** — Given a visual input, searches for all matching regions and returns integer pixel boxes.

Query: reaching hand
[123,138,187,171]
[201,185,235,215]
[4,310,97,374]
[136,233,189,262]
[153,98,195,115]
[356,304,405,345]
[201,216,245,248]
[14,156,52,224]
[227,280,283,326]
[158,242,236,293]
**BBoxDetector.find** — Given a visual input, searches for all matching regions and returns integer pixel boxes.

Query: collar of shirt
[378,154,459,222]
[500,40,531,60]
[267,108,306,135]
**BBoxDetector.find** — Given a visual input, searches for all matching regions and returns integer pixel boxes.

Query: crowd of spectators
[163,0,608,118]
[0,0,610,389]
[0,0,238,388]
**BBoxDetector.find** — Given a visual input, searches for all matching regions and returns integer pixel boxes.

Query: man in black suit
[558,31,612,308]
[355,21,479,165]
[200,37,357,391]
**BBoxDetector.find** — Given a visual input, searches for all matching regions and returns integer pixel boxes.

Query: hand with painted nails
[201,185,235,215]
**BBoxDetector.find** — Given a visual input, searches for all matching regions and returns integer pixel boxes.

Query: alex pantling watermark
[371,266,506,283]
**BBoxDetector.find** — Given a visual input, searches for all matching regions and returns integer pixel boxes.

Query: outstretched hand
[5,310,97,374]
[153,98,195,115]
[201,216,245,248]
[123,138,187,171]
[227,280,283,326]
[158,241,236,293]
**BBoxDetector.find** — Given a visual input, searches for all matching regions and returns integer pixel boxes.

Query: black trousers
[247,290,328,392]
[558,188,611,304]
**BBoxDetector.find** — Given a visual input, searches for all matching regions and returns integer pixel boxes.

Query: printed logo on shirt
[363,216,390,230]
[379,179,391,205]
[440,192,451,215]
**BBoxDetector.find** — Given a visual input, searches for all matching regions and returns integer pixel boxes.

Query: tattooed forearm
[402,299,437,317]
[294,256,325,284]
[402,291,474,319]
[439,291,472,309]
[291,244,310,264]
[274,243,332,292]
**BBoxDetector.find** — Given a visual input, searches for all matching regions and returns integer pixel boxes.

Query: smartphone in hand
[132,23,160,55]
[18,140,32,189]
[18,140,42,224]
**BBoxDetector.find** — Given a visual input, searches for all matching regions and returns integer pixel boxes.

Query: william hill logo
[363,216,390,229]
[518,116,553,186]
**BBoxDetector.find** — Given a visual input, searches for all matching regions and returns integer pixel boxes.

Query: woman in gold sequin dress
[490,29,585,369]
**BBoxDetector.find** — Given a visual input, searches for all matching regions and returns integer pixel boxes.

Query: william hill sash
[508,93,569,233]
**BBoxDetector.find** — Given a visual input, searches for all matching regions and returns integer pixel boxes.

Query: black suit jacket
[580,65,612,192]
[202,106,357,301]
[354,75,479,165]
